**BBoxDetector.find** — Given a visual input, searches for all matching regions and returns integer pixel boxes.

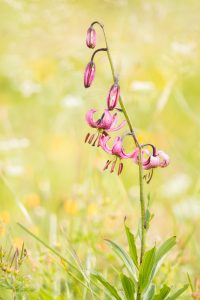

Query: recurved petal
[157,150,170,167]
[99,135,112,154]
[85,109,98,128]
[143,155,160,170]
[100,110,114,129]
[111,137,123,156]
[111,119,126,132]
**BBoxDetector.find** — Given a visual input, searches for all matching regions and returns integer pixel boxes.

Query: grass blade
[166,284,189,300]
[105,239,137,284]
[92,273,122,300]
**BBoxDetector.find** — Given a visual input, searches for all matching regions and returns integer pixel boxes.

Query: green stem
[100,24,146,300]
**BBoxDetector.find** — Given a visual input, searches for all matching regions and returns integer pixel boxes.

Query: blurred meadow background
[0,0,200,298]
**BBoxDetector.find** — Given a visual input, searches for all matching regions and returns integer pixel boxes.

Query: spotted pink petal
[85,109,98,128]
[100,110,114,129]
[143,155,160,170]
[132,148,150,164]
[99,135,112,154]
[100,135,137,159]
[157,150,170,168]
[111,137,123,156]
[108,118,126,132]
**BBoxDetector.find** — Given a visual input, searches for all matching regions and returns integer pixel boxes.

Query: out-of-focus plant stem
[99,23,146,300]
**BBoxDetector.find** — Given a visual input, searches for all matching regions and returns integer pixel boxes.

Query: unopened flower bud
[107,82,120,110]
[86,27,96,49]
[84,61,96,88]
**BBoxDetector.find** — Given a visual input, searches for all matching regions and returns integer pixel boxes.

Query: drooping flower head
[132,144,170,170]
[86,26,96,49]
[86,109,126,132]
[100,135,135,159]
[99,134,137,175]
[85,109,126,147]
[84,61,96,88]
[107,82,120,110]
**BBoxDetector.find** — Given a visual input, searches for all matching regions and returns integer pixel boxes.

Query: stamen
[88,133,95,144]
[146,169,154,184]
[118,162,123,175]
[103,160,111,171]
[110,158,117,173]
[92,133,99,147]
[85,133,90,143]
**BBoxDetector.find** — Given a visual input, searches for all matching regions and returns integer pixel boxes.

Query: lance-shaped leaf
[151,236,176,279]
[153,285,171,300]
[124,221,138,269]
[166,284,189,300]
[139,247,156,293]
[92,273,122,300]
[155,236,176,264]
[120,273,135,300]
[105,239,137,284]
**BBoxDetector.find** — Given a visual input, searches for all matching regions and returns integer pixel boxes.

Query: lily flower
[132,145,170,170]
[99,135,135,159]
[86,109,126,132]
[85,109,126,147]
[99,135,137,175]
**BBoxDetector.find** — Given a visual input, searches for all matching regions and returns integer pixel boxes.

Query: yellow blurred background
[0,0,199,298]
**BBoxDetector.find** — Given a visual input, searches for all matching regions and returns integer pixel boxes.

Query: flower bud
[84,61,96,88]
[86,26,96,49]
[107,83,120,110]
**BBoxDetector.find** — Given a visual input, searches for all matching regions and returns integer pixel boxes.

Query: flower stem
[99,23,146,299]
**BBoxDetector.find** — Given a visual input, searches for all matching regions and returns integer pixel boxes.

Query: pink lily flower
[86,109,126,132]
[85,109,126,147]
[99,135,137,175]
[99,135,135,159]
[132,146,170,170]
[107,82,120,110]
[84,61,96,88]
[86,26,96,49]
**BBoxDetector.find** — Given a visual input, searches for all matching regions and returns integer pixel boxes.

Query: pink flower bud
[84,62,96,88]
[107,83,120,110]
[86,27,96,49]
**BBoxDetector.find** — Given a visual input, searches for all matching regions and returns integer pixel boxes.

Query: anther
[110,159,117,173]
[103,160,111,171]
[88,134,95,144]
[118,162,123,175]
[85,133,90,143]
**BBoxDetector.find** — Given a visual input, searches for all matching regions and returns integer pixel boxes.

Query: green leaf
[166,284,189,300]
[139,247,156,293]
[153,285,171,300]
[124,221,138,269]
[120,273,135,300]
[92,273,122,300]
[105,239,137,284]
[155,237,176,264]
[151,236,176,279]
